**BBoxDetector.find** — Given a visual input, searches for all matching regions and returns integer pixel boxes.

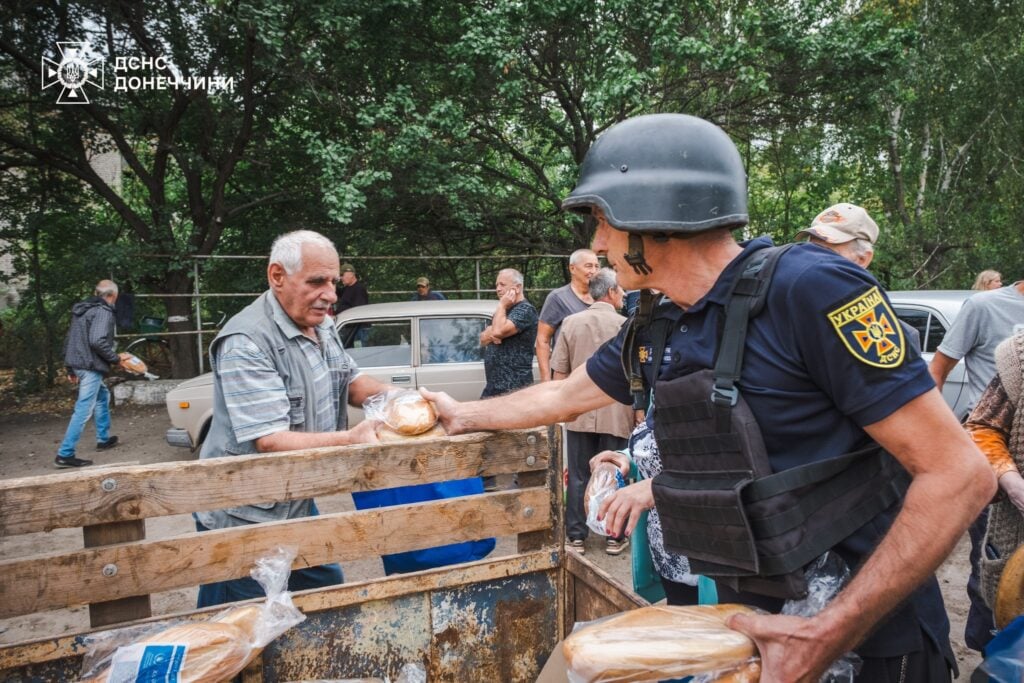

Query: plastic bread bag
[980,614,1024,683]
[78,547,306,683]
[766,551,861,683]
[563,604,763,683]
[117,352,148,375]
[362,389,442,439]
[585,462,626,536]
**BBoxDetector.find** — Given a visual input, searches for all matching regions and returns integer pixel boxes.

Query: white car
[888,289,972,419]
[165,299,537,450]
[166,290,973,450]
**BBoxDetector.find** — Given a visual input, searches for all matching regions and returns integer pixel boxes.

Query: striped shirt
[213,295,360,445]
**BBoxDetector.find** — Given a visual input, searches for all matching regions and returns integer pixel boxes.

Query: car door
[415,315,489,401]
[892,304,969,418]
[338,316,416,424]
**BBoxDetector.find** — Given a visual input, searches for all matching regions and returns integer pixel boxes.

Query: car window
[925,316,948,353]
[893,307,947,353]
[339,319,412,367]
[419,317,487,364]
[893,308,929,350]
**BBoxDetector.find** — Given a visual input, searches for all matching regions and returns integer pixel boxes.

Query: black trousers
[852,629,952,683]
[565,430,627,541]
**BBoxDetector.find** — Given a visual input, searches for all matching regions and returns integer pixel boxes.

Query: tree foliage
[1,0,1022,385]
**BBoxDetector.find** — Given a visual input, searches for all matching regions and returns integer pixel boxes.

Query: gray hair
[94,280,118,297]
[847,238,874,260]
[498,268,524,286]
[589,267,618,301]
[569,249,596,266]
[270,230,337,274]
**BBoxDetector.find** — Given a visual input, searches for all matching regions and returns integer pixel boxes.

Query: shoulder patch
[827,286,905,368]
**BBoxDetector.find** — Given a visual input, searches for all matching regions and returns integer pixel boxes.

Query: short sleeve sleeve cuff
[585,334,632,405]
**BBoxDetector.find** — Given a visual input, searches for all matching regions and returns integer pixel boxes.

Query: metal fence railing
[115,253,572,374]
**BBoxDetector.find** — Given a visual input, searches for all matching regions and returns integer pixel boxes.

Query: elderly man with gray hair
[552,267,635,555]
[195,229,391,607]
[56,279,123,468]
[536,248,600,380]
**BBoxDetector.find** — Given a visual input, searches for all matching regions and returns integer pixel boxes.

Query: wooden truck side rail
[0,427,646,682]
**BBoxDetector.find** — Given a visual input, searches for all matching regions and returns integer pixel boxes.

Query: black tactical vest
[627,246,910,599]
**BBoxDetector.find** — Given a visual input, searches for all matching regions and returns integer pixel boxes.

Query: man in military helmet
[425,113,993,681]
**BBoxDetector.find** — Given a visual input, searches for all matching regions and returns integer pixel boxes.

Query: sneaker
[565,538,585,555]
[606,537,630,556]
[55,456,94,469]
[96,436,119,450]
[482,475,498,492]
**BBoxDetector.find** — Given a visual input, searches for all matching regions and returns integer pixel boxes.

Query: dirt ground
[0,383,983,677]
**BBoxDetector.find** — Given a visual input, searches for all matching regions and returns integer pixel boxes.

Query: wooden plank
[0,551,560,672]
[517,425,562,553]
[83,520,152,628]
[0,488,552,619]
[0,428,548,536]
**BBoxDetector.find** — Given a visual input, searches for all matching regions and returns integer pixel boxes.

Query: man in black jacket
[333,263,369,315]
[57,279,122,468]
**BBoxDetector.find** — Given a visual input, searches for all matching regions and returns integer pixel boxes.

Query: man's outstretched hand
[419,387,466,435]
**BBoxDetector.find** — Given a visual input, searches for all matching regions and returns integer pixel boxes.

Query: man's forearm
[814,459,992,654]
[928,351,958,391]
[437,365,614,433]
[808,395,995,658]
[492,302,509,332]
[256,429,366,452]
[536,343,551,380]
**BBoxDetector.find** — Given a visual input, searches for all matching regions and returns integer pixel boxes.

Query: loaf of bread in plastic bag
[383,393,438,435]
[79,617,256,683]
[563,604,760,683]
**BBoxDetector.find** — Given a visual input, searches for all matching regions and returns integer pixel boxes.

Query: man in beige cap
[796,203,920,354]
[796,203,879,269]
[411,276,446,301]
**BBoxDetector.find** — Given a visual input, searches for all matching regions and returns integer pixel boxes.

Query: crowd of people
[55,112,1024,681]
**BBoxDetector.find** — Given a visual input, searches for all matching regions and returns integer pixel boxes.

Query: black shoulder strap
[712,244,796,407]
[621,289,667,412]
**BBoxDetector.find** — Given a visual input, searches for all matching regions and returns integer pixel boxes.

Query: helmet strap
[624,233,652,275]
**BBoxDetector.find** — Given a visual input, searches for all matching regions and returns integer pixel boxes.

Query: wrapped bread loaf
[563,604,760,683]
[383,393,438,435]
[118,352,149,376]
[79,616,256,683]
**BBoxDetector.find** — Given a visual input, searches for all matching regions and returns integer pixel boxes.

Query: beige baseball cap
[416,276,430,287]
[796,203,879,245]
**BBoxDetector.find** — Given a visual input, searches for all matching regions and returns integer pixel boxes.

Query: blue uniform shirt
[587,238,951,662]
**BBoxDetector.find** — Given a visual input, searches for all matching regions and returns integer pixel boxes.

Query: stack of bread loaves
[563,604,761,683]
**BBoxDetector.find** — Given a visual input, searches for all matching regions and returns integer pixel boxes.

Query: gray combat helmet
[562,114,749,234]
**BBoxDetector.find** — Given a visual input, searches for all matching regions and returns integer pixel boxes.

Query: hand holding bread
[363,390,441,440]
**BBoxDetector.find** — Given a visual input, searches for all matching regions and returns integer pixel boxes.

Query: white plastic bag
[585,463,625,536]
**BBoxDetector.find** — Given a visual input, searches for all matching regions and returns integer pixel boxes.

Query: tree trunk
[162,270,199,378]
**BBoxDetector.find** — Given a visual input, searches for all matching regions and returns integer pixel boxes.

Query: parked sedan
[888,289,972,419]
[165,299,535,450]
